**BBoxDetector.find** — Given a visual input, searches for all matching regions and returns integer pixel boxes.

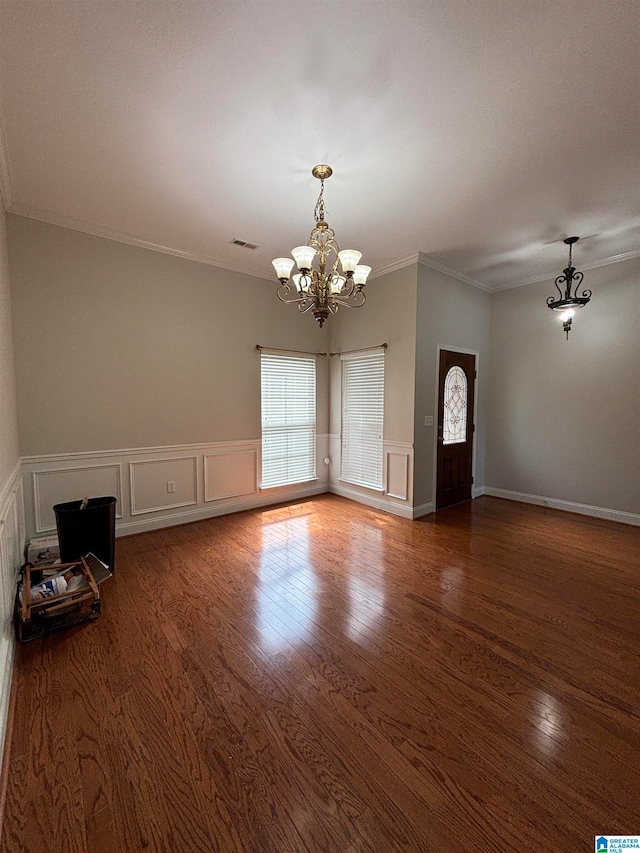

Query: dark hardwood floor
[2,494,639,852]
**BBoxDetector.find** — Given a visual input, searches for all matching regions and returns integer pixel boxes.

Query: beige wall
[0,206,20,486]
[413,262,491,509]
[8,215,329,456]
[326,264,417,515]
[486,257,640,515]
[328,264,417,442]
[9,212,639,522]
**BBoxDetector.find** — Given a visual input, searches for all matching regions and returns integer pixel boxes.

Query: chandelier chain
[314,179,326,223]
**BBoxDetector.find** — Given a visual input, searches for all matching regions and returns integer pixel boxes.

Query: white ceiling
[0,1,638,290]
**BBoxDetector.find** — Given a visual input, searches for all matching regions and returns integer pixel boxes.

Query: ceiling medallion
[272,165,371,327]
[547,236,592,339]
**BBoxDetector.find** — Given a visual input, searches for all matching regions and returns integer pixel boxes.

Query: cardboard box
[26,535,60,566]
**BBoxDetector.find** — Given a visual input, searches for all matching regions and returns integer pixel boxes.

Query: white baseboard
[329,483,414,520]
[412,502,434,518]
[0,641,14,769]
[116,482,329,536]
[484,487,640,527]
[473,486,486,498]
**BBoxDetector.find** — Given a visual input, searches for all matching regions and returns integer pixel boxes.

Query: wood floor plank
[2,495,640,852]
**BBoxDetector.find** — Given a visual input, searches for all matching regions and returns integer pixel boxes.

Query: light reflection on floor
[256,508,389,652]
[439,565,465,612]
[257,511,317,653]
[345,524,387,646]
[532,690,565,757]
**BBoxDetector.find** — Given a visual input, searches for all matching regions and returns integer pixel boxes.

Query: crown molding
[417,251,492,292]
[0,104,13,211]
[491,248,640,291]
[369,253,420,279]
[370,250,492,291]
[6,202,274,280]
[6,199,639,291]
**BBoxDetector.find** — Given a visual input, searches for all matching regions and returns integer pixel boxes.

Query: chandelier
[547,236,591,339]
[272,165,371,327]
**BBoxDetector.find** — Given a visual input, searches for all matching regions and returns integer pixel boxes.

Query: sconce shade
[353,264,371,286]
[338,249,362,274]
[292,245,317,271]
[272,257,295,280]
[330,275,346,294]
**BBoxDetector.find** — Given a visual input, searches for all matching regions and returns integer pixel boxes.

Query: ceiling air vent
[230,238,260,251]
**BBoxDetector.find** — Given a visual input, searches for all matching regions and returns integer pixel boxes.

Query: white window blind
[261,353,316,489]
[341,352,385,490]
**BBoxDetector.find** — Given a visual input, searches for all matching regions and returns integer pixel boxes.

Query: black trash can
[54,496,117,573]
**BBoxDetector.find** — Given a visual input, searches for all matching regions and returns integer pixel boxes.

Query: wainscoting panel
[0,464,25,770]
[328,435,416,518]
[32,464,122,532]
[204,448,258,503]
[383,441,414,508]
[385,451,410,501]
[315,434,330,488]
[21,438,331,539]
[130,456,198,516]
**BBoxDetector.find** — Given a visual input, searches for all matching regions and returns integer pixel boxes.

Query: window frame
[339,350,385,491]
[260,352,317,490]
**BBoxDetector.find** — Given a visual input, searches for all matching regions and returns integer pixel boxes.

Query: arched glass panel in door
[442,365,467,444]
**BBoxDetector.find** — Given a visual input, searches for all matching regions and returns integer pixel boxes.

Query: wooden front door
[436,350,475,509]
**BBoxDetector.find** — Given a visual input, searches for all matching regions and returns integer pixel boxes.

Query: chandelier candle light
[272,165,371,327]
[547,236,592,339]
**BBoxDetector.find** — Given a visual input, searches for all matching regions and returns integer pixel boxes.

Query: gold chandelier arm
[330,289,366,309]
[298,299,317,314]
[337,277,356,298]
[276,283,306,304]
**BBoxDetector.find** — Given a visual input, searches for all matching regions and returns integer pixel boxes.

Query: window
[261,353,316,488]
[442,365,467,444]
[340,351,385,489]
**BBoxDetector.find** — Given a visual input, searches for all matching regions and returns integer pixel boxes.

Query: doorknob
[437,425,443,443]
